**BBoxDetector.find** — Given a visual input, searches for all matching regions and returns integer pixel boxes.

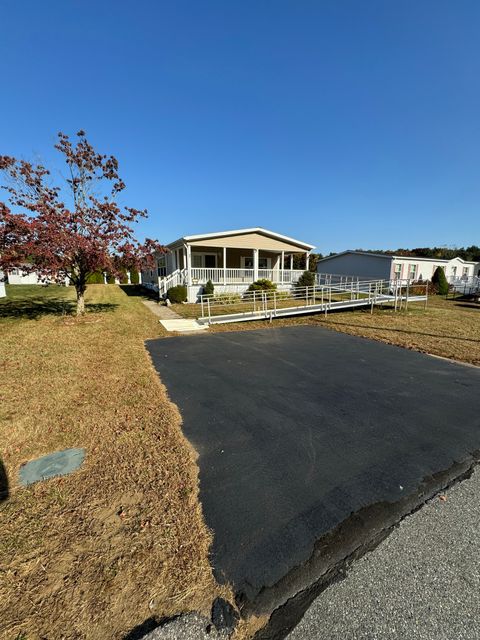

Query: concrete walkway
[142,299,207,332]
[141,299,181,319]
[159,318,208,332]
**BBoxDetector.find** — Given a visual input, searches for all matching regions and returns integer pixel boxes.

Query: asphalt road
[146,326,480,616]
[287,467,480,640]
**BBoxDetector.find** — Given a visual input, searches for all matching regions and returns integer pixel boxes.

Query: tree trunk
[76,287,86,315]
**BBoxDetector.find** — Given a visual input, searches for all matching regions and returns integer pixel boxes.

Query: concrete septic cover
[19,448,85,486]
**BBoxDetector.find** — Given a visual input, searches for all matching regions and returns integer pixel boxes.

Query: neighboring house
[141,227,315,302]
[6,267,136,286]
[6,268,42,285]
[0,271,5,298]
[6,268,70,286]
[316,251,478,282]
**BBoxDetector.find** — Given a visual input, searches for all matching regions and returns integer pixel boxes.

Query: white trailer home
[141,227,315,302]
[6,268,43,285]
[317,251,478,282]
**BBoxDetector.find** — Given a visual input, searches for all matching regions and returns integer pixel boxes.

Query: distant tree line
[292,253,324,272]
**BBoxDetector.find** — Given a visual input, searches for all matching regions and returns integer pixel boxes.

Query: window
[204,255,216,268]
[451,266,457,277]
[462,267,469,279]
[157,256,167,277]
[393,263,402,279]
[408,264,417,280]
[240,256,272,269]
[192,253,217,268]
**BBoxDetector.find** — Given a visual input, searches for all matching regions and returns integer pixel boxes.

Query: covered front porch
[152,227,315,301]
[176,245,310,285]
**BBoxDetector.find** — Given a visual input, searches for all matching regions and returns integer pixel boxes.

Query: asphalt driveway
[146,326,480,619]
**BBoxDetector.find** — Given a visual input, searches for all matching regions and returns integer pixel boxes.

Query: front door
[204,255,216,268]
[192,254,217,268]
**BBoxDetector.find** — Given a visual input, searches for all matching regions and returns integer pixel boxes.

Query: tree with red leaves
[0,131,163,315]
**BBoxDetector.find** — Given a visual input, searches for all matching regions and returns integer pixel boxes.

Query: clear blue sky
[1,0,479,254]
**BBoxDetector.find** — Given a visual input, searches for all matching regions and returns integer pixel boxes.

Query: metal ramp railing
[197,278,428,325]
[447,275,480,296]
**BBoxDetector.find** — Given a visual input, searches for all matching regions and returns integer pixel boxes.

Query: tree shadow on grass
[0,460,8,502]
[0,298,118,320]
[119,284,158,300]
[454,303,480,310]
[86,302,119,314]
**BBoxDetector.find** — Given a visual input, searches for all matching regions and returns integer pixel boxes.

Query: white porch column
[281,251,285,284]
[305,252,310,271]
[289,254,293,270]
[127,270,131,284]
[223,246,227,285]
[253,248,259,281]
[186,244,192,286]
[138,271,142,284]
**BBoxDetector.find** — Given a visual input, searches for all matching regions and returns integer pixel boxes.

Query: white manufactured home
[141,227,315,302]
[317,251,478,282]
[6,268,70,286]
[6,268,43,285]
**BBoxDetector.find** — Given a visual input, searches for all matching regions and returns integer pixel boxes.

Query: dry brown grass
[316,296,480,365]
[173,296,480,365]
[0,285,227,640]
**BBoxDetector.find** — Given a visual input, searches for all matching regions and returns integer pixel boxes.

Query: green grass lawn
[1,283,75,318]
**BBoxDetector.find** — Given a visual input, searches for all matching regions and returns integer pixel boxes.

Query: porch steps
[160,319,209,333]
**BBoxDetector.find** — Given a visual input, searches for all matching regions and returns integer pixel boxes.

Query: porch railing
[189,268,303,284]
[190,267,254,283]
[258,269,304,282]
[159,268,345,291]
[447,275,480,293]
[158,269,184,296]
